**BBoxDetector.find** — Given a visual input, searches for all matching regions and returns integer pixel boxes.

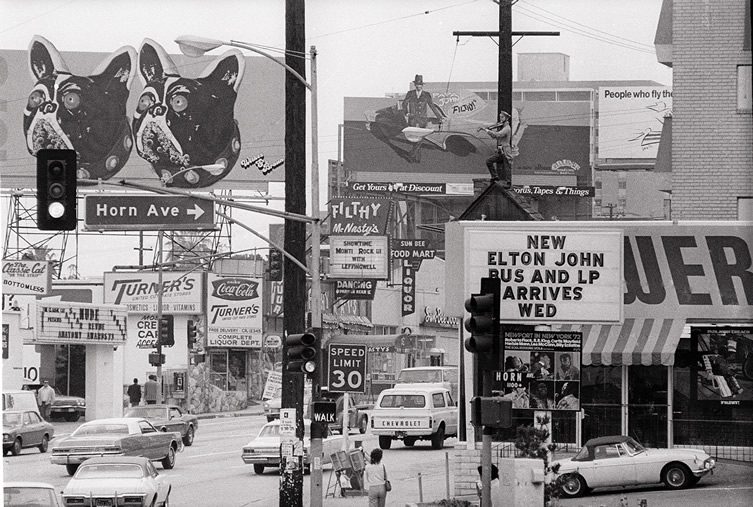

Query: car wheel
[10,438,22,456]
[378,436,392,450]
[66,464,79,476]
[161,446,176,469]
[404,437,416,447]
[662,463,690,489]
[431,425,445,450]
[65,412,80,422]
[253,464,265,475]
[560,473,587,497]
[38,434,49,453]
[182,425,195,446]
[358,416,368,434]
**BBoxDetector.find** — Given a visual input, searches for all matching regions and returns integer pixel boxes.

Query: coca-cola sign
[211,278,259,301]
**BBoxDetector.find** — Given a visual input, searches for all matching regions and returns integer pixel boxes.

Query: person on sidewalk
[37,380,55,421]
[144,374,159,405]
[364,448,388,507]
[127,378,142,407]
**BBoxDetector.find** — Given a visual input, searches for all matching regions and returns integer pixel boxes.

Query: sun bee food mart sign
[446,222,623,324]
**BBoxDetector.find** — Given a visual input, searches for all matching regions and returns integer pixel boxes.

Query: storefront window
[209,351,228,391]
[228,350,247,392]
[580,366,621,441]
[673,333,753,455]
[628,365,668,447]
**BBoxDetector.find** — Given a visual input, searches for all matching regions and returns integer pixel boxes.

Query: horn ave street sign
[84,194,216,231]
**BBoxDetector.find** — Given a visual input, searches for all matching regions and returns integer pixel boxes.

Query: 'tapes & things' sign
[468,228,622,323]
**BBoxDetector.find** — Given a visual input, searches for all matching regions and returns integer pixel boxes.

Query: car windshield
[73,423,129,436]
[379,394,426,408]
[398,370,444,383]
[125,407,165,418]
[623,438,646,455]
[76,464,144,479]
[572,445,592,461]
[3,413,22,426]
[3,486,57,506]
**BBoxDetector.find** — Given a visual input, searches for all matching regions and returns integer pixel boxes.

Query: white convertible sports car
[553,435,716,497]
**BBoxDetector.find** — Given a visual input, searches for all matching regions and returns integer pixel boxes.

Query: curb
[196,409,264,420]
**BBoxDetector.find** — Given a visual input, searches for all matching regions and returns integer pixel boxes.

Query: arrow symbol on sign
[186,204,205,220]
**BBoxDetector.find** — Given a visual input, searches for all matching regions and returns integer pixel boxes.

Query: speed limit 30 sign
[328,344,367,393]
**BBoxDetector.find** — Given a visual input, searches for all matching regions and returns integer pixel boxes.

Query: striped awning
[559,318,686,366]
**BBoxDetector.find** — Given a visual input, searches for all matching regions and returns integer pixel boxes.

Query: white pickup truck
[370,385,457,450]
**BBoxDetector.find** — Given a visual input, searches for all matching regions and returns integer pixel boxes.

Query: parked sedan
[3,410,54,456]
[241,419,344,475]
[125,404,198,446]
[51,418,183,476]
[61,456,171,507]
[3,482,63,507]
[553,435,716,497]
[23,383,86,421]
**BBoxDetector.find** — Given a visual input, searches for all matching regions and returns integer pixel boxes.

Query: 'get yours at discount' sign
[467,228,622,323]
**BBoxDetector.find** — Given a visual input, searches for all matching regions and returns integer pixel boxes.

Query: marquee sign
[33,301,127,345]
[329,236,389,280]
[329,198,392,236]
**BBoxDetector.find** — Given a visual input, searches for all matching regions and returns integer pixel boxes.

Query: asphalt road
[4,414,752,506]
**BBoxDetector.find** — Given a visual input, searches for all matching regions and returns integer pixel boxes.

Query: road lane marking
[184,449,239,459]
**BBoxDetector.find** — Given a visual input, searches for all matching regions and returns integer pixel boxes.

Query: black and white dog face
[24,35,136,181]
[133,39,244,188]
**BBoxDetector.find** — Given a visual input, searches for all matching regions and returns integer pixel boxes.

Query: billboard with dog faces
[0,36,286,190]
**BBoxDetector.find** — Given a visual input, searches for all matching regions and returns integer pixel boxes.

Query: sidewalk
[193,400,266,420]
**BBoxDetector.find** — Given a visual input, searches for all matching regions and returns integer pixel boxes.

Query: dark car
[124,404,198,446]
[22,383,86,422]
[3,410,54,456]
[51,417,183,476]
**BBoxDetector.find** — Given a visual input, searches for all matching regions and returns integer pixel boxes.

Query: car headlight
[704,457,715,469]
[263,402,269,409]
[3,433,10,442]
[77,400,85,406]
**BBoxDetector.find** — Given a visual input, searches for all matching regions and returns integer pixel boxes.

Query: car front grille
[63,494,146,507]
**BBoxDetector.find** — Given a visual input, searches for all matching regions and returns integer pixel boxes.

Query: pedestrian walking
[127,378,142,406]
[144,374,159,405]
[37,380,55,421]
[364,448,389,507]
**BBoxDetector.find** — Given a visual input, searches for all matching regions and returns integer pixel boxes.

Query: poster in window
[692,327,753,406]
[498,330,582,411]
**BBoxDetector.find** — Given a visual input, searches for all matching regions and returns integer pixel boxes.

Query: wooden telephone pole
[453,3,559,506]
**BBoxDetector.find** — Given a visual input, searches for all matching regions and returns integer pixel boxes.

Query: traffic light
[158,315,174,347]
[285,332,318,375]
[464,277,501,369]
[269,249,283,282]
[187,320,199,349]
[36,149,77,231]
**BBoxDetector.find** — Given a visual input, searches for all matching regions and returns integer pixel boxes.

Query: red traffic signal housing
[158,315,174,347]
[269,249,283,282]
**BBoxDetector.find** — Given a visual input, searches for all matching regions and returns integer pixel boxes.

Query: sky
[0,0,671,278]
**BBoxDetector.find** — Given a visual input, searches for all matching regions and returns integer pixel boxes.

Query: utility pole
[454,3,559,506]
[281,0,306,505]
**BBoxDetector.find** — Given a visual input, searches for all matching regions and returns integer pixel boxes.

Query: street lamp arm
[175,35,311,90]
[216,210,310,275]
[116,178,317,224]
